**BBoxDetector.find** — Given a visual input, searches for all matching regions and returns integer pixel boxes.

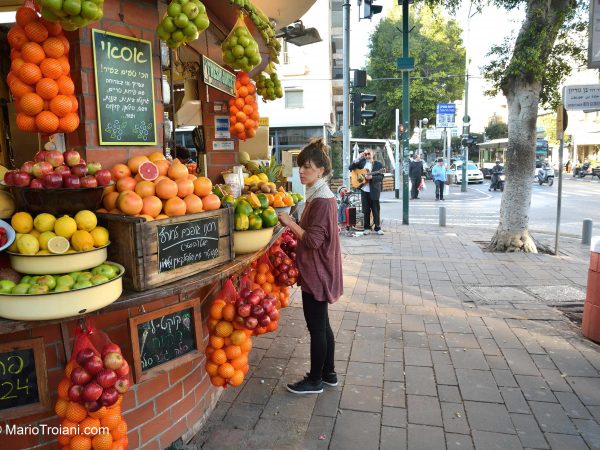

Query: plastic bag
[221,13,262,72]
[419,179,426,191]
[214,277,238,304]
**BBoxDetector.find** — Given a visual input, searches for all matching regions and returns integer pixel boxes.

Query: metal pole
[583,219,593,245]
[401,0,410,225]
[461,9,470,193]
[445,127,450,163]
[439,206,446,227]
[418,119,422,157]
[342,0,351,189]
[395,109,400,199]
[555,137,564,254]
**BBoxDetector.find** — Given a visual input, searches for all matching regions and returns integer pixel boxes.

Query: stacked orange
[7,6,79,134]
[205,297,253,388]
[229,71,259,141]
[55,361,128,450]
[98,152,221,219]
[246,261,290,334]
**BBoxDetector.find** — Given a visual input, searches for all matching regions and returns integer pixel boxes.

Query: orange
[16,7,38,28]
[207,318,219,332]
[70,95,79,112]
[205,345,216,358]
[247,83,256,95]
[141,195,162,217]
[236,111,247,123]
[110,163,131,180]
[7,26,28,50]
[41,58,64,80]
[267,320,278,332]
[205,361,219,377]
[57,55,70,75]
[17,113,37,132]
[244,95,255,105]
[234,98,245,109]
[58,35,70,53]
[91,431,113,450]
[43,37,65,58]
[80,416,101,436]
[202,194,221,211]
[21,42,46,64]
[238,86,248,98]
[10,77,34,97]
[111,420,127,441]
[193,177,212,197]
[209,335,224,349]
[50,94,72,117]
[218,362,235,379]
[103,191,120,210]
[100,408,122,430]
[24,21,48,43]
[246,128,257,139]
[154,159,170,176]
[167,161,189,180]
[58,377,70,400]
[155,178,178,199]
[230,329,247,346]
[134,180,155,197]
[255,273,267,285]
[18,62,41,85]
[65,401,88,423]
[127,155,149,174]
[238,73,250,85]
[258,263,269,274]
[41,18,63,37]
[36,77,59,99]
[35,110,59,133]
[229,370,245,386]
[55,398,68,417]
[231,353,248,370]
[240,338,252,353]
[183,194,203,213]
[65,361,78,378]
[215,320,233,337]
[20,92,44,115]
[60,419,78,438]
[147,151,166,162]
[69,435,92,450]
[163,196,186,217]
[116,176,137,192]
[262,282,272,294]
[211,375,226,387]
[224,345,242,360]
[175,177,194,198]
[211,349,227,365]
[118,191,144,215]
[243,104,254,116]
[222,303,235,322]
[59,113,80,133]
[57,75,75,95]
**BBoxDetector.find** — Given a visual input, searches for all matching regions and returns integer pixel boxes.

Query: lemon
[38,231,56,250]
[74,210,97,232]
[33,213,56,233]
[257,173,268,182]
[29,229,40,239]
[36,250,51,255]
[7,233,22,253]
[54,215,77,239]
[11,212,33,234]
[70,230,94,251]
[244,177,251,186]
[47,236,70,254]
[90,226,109,247]
[17,234,39,255]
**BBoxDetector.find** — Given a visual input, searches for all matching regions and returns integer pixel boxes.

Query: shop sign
[92,29,157,145]
[202,55,236,97]
[129,299,203,382]
[258,117,269,126]
[213,140,235,151]
[214,116,230,139]
[0,338,50,419]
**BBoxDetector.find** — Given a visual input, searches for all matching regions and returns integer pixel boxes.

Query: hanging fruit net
[156,0,210,49]
[221,13,262,73]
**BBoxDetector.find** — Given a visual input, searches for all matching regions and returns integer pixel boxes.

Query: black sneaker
[287,377,323,394]
[305,372,338,387]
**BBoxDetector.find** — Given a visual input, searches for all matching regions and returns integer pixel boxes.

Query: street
[380,175,600,238]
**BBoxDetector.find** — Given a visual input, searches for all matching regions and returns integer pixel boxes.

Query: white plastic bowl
[8,244,109,275]
[0,219,15,252]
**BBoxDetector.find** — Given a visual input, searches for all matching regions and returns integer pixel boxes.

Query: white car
[451,161,484,184]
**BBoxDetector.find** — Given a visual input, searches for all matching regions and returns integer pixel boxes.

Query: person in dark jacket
[409,154,424,199]
[348,149,384,235]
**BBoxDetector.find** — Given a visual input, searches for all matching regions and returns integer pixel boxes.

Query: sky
[348,0,525,133]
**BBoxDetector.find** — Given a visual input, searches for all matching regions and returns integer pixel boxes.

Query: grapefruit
[127,155,149,174]
[184,194,203,213]
[138,161,159,181]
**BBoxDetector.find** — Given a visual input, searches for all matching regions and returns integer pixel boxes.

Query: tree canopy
[485,122,508,140]
[353,7,466,139]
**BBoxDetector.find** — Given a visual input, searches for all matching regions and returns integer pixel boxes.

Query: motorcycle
[536,165,555,186]
[574,162,592,178]
[489,169,505,192]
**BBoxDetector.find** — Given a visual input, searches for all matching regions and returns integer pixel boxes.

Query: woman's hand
[278,212,293,227]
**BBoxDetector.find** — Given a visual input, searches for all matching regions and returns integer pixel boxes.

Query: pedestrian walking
[432,158,447,201]
[409,154,424,200]
[278,138,343,394]
[348,148,384,235]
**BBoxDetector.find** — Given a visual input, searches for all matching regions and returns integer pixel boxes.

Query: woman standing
[278,138,343,394]
[432,158,447,201]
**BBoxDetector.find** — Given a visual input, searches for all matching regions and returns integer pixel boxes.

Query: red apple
[54,165,71,179]
[20,161,35,175]
[13,171,32,187]
[64,149,81,167]
[259,314,271,327]
[114,377,129,394]
[245,317,258,329]
[84,356,104,376]
[115,359,129,378]
[34,150,48,162]
[82,382,103,402]
[70,164,88,178]
[99,387,118,407]
[63,174,81,188]
[103,352,124,371]
[101,343,122,358]
[84,400,101,412]
[237,304,251,318]
[252,288,266,300]
[251,305,264,317]
[239,288,252,299]
[29,178,43,189]
[42,172,63,188]
[76,348,96,366]
[96,369,117,388]
[269,309,280,321]
[79,159,87,166]
[32,161,53,179]
[86,161,102,175]
[45,150,64,168]
[68,384,83,402]
[3,170,16,186]
[94,169,112,186]
[247,294,260,306]
[71,367,92,385]
[80,175,98,188]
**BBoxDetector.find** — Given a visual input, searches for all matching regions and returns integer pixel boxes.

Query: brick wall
[0,285,222,449]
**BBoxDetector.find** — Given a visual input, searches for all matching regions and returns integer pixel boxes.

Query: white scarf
[305,177,335,203]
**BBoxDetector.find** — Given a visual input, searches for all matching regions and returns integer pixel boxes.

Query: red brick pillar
[582,250,600,342]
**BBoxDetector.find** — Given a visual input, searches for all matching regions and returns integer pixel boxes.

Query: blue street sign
[436,103,456,128]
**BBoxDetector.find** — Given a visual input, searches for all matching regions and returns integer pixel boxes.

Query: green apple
[167,2,181,17]
[20,275,32,284]
[81,1,98,20]
[174,13,189,28]
[178,0,190,5]
[69,14,87,27]
[181,2,199,19]
[171,30,185,43]
[162,16,177,33]
[0,280,16,294]
[12,283,31,295]
[93,7,103,20]
[182,23,198,37]
[92,264,117,279]
[28,285,49,295]
[156,24,170,41]
[29,276,40,285]
[54,285,72,292]
[56,275,75,288]
[77,272,93,282]
[68,271,82,280]
[194,14,209,32]
[62,0,82,16]
[37,275,57,290]
[73,280,92,290]
[90,274,109,286]
[41,0,64,12]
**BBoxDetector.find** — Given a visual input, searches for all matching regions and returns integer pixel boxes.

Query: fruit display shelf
[8,244,109,275]
[6,184,108,216]
[0,263,124,321]
[233,226,274,255]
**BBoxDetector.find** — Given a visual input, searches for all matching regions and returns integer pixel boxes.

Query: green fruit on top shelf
[182,23,198,37]
[37,275,56,290]
[194,14,209,31]
[234,213,249,231]
[62,0,82,15]
[174,12,189,28]
[12,284,31,295]
[92,264,117,279]
[81,1,98,19]
[0,280,16,294]
[73,280,92,290]
[28,285,49,295]
[20,275,32,285]
[167,2,182,16]
[41,0,64,12]
[91,274,109,285]
[162,16,177,33]
[40,6,62,21]
[56,275,75,288]
[181,1,199,19]
[172,30,185,43]
[235,200,253,217]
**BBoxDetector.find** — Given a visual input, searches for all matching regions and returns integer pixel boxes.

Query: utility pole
[401,0,410,224]
[461,5,472,193]
[342,0,351,189]
[395,109,400,198]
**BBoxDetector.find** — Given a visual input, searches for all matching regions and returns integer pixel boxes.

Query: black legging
[302,291,335,381]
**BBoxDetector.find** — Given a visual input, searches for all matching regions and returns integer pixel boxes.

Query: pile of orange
[8,6,79,134]
[205,297,253,388]
[247,260,290,334]
[271,190,294,208]
[55,361,128,450]
[97,152,222,219]
[229,71,259,141]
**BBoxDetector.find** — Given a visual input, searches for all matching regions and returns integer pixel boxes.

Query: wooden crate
[97,208,233,291]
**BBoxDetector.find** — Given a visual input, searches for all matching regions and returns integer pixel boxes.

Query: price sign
[0,338,49,419]
[436,103,456,128]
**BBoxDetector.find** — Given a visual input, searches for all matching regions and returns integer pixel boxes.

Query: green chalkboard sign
[92,29,157,145]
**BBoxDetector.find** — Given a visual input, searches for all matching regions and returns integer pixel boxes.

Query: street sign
[589,0,600,68]
[436,103,456,128]
[426,129,442,140]
[563,84,600,111]
[396,57,415,71]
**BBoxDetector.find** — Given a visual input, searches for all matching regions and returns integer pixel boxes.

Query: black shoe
[287,377,323,394]
[306,372,338,386]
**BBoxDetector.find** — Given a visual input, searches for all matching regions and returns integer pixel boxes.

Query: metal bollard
[439,206,446,227]
[582,218,593,245]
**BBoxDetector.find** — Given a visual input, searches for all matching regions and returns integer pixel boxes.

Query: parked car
[451,161,484,184]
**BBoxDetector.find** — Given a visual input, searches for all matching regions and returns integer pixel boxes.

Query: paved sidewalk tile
[465,401,516,434]
[407,424,445,450]
[330,410,381,450]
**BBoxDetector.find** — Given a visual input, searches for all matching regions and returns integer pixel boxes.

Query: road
[378,175,600,237]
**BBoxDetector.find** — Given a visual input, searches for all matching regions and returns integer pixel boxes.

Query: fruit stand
[0,0,315,447]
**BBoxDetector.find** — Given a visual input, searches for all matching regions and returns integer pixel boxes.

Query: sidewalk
[190,224,600,450]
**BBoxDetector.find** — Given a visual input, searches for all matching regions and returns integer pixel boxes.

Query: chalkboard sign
[0,338,50,419]
[92,29,157,145]
[129,299,203,382]
[157,216,220,273]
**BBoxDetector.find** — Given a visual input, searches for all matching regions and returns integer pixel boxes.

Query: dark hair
[297,138,332,176]
[175,145,191,162]
[437,158,444,162]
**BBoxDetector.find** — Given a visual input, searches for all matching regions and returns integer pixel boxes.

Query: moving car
[451,161,484,184]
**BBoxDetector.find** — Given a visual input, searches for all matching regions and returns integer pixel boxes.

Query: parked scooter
[489,165,505,192]
[536,164,555,186]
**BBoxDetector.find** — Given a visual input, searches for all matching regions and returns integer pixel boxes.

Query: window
[285,89,303,108]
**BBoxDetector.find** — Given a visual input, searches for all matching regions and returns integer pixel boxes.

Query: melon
[138,161,159,181]
[0,190,15,219]
[239,151,250,164]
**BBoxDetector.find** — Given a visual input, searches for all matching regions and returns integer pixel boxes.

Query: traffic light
[352,92,377,126]
[461,135,477,147]
[362,0,383,20]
